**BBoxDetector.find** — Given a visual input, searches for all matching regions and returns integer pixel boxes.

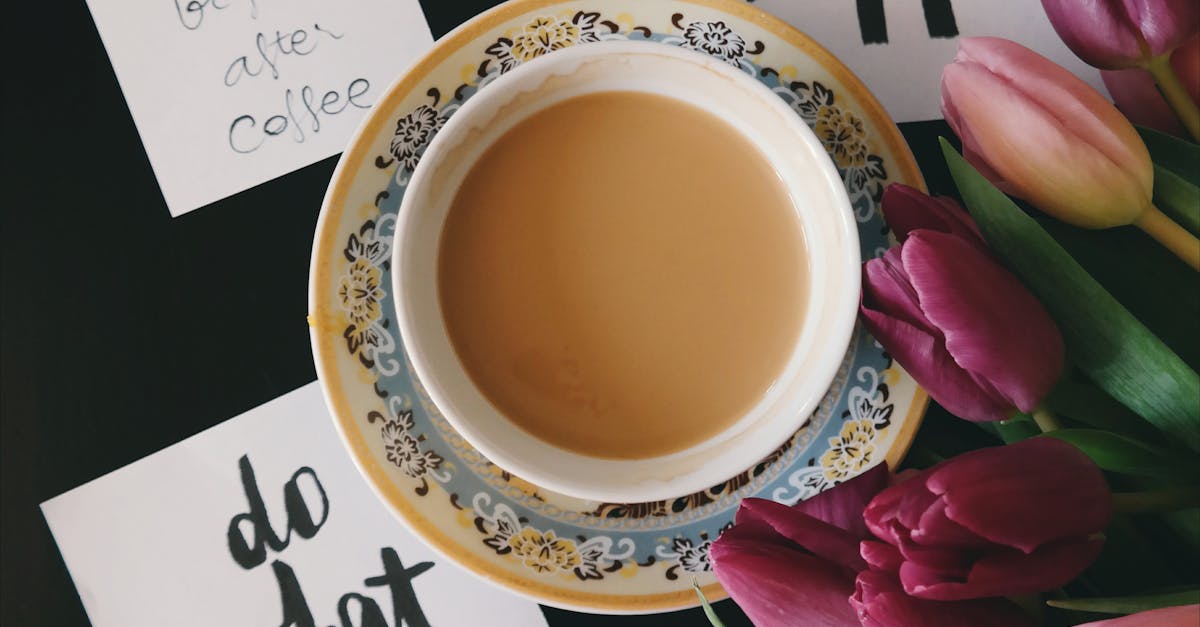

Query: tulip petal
[1124,0,1200,59]
[860,261,1016,423]
[901,231,1064,414]
[793,462,889,538]
[881,184,986,247]
[1076,604,1200,627]
[911,499,994,549]
[737,498,869,571]
[861,540,904,572]
[710,522,859,627]
[1102,67,1186,136]
[928,438,1111,553]
[943,40,1151,227]
[955,37,1151,183]
[863,470,940,544]
[1041,0,1145,69]
[852,570,1035,627]
[903,537,1105,600]
[863,249,930,331]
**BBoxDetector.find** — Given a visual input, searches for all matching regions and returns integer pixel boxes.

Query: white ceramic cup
[392,41,859,504]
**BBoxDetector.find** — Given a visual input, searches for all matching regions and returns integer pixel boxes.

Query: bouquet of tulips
[698,2,1200,626]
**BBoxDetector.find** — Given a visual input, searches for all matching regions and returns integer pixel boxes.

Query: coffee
[437,91,807,460]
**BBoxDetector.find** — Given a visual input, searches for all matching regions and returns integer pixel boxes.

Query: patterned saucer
[309,0,927,613]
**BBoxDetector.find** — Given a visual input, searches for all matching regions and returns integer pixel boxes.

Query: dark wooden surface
[0,1,957,624]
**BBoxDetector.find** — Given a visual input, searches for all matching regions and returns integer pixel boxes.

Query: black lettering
[229,115,265,153]
[264,115,289,136]
[226,455,288,568]
[922,0,959,38]
[364,548,433,627]
[856,0,888,44]
[255,32,282,79]
[282,466,329,539]
[320,90,345,115]
[290,29,314,55]
[338,593,389,627]
[346,79,372,109]
[272,560,316,627]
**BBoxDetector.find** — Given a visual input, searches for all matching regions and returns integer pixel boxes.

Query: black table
[0,2,960,624]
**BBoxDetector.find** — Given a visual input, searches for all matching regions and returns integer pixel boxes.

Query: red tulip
[861,438,1111,601]
[709,466,888,626]
[1075,604,1200,626]
[1102,35,1200,137]
[941,37,1154,230]
[860,196,1064,422]
[1041,0,1199,70]
[851,570,1034,627]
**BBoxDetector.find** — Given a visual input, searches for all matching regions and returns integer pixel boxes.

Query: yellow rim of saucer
[310,0,930,612]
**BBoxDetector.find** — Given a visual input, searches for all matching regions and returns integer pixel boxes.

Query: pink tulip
[851,570,1034,627]
[861,438,1111,601]
[941,37,1154,229]
[860,194,1064,422]
[709,466,889,626]
[1102,35,1200,136]
[1041,0,1199,69]
[1076,604,1200,626]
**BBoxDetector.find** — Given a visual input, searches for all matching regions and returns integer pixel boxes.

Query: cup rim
[392,40,860,503]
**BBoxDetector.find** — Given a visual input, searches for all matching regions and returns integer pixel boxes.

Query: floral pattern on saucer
[312,0,925,612]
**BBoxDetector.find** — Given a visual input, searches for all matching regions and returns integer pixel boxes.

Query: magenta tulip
[1075,604,1200,626]
[861,438,1111,601]
[860,197,1064,422]
[941,37,1154,230]
[1041,0,1199,70]
[851,570,1034,627]
[709,466,888,626]
[879,184,985,249]
[1102,35,1200,136]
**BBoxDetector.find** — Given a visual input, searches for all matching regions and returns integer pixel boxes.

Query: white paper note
[83,0,434,216]
[42,383,549,627]
[750,0,1105,123]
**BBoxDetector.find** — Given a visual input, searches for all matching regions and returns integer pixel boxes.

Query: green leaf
[1047,589,1200,614]
[1041,429,1188,478]
[939,138,1200,451]
[693,579,727,627]
[1153,165,1200,236]
[1139,126,1200,187]
[1046,380,1166,443]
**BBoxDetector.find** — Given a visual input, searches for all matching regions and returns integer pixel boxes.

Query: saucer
[309,0,927,613]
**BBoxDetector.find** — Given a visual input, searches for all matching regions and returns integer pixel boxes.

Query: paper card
[749,0,1105,122]
[83,0,434,216]
[41,383,549,627]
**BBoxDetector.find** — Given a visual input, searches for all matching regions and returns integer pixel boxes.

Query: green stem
[1032,406,1061,432]
[1112,487,1200,513]
[1144,54,1200,142]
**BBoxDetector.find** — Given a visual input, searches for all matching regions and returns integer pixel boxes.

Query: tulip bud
[851,570,1035,627]
[862,438,1111,601]
[1041,0,1199,70]
[861,215,1064,422]
[941,37,1153,229]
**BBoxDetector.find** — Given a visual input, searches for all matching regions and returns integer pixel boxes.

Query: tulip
[879,184,986,248]
[1042,0,1200,138]
[851,570,1034,627]
[942,37,1200,270]
[1041,0,1199,70]
[1075,604,1200,626]
[709,465,888,626]
[861,438,1111,601]
[861,207,1065,423]
[1102,35,1200,137]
